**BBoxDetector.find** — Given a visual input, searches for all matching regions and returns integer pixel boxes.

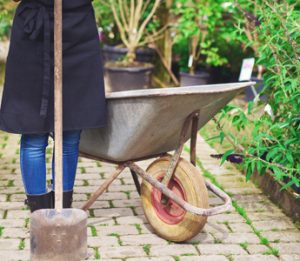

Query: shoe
[51,189,74,208]
[63,189,74,208]
[24,191,54,213]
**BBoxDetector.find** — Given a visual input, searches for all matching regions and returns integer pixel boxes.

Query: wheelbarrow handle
[127,162,232,216]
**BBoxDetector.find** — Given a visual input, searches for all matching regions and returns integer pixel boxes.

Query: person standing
[0,0,107,212]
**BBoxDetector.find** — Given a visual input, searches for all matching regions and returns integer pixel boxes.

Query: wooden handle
[54,0,63,211]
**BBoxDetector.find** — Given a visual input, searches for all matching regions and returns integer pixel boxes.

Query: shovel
[30,0,88,260]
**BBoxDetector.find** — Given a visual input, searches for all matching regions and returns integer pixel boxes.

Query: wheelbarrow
[78,81,254,242]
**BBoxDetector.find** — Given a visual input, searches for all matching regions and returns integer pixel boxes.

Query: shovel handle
[54,0,63,211]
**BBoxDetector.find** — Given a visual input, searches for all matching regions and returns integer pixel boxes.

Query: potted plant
[173,0,228,86]
[99,0,162,91]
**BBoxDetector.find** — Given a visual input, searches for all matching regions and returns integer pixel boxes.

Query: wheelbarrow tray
[79,82,254,162]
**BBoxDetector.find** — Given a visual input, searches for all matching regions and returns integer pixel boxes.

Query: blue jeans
[20,130,82,195]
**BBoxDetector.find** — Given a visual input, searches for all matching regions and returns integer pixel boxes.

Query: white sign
[239,58,255,81]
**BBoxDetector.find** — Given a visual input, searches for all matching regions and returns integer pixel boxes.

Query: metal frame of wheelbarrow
[79,110,232,216]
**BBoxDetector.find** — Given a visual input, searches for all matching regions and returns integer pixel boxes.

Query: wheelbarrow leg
[190,113,200,166]
[130,169,141,195]
[81,165,126,211]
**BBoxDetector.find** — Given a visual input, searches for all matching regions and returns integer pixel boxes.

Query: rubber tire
[141,155,209,242]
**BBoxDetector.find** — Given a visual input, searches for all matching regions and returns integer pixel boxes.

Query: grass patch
[0,226,4,236]
[108,233,123,246]
[90,225,97,237]
[263,248,279,256]
[18,239,25,250]
[134,224,142,234]
[96,161,102,167]
[108,200,115,208]
[143,244,151,255]
[24,218,30,228]
[94,247,101,259]
[123,191,131,200]
[3,210,7,219]
[88,209,95,218]
[7,180,14,187]
[239,242,248,251]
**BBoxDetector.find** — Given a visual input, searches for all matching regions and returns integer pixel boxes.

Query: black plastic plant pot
[103,44,156,64]
[105,63,154,92]
[180,71,210,87]
[245,77,266,101]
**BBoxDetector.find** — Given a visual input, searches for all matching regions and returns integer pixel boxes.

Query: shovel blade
[30,208,87,261]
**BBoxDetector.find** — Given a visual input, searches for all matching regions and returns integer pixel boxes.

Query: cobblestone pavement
[0,131,299,261]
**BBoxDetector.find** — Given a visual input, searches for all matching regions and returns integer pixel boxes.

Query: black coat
[0,0,107,134]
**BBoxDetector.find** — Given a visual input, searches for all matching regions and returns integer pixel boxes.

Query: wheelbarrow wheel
[141,155,209,242]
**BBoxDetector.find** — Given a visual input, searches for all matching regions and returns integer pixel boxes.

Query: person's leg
[20,133,53,212]
[51,129,82,207]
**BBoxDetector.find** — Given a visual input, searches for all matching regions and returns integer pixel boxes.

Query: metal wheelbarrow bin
[78,82,254,242]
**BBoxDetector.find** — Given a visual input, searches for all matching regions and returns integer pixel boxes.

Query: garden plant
[212,0,300,194]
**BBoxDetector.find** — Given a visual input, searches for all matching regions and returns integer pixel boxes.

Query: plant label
[239,58,255,81]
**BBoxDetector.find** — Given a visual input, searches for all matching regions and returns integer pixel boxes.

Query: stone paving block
[96,224,140,236]
[262,231,300,243]
[73,200,109,209]
[251,220,295,232]
[93,192,128,201]
[137,223,154,234]
[121,234,168,246]
[271,243,300,255]
[73,193,88,201]
[0,202,25,210]
[88,178,122,186]
[187,232,215,244]
[88,236,119,247]
[127,257,174,261]
[76,174,102,180]
[233,255,279,261]
[247,244,269,254]
[99,246,146,259]
[6,210,30,219]
[0,194,7,202]
[280,254,300,261]
[225,187,263,195]
[197,244,247,255]
[10,194,26,202]
[87,217,116,227]
[112,199,141,208]
[116,215,148,225]
[108,184,137,192]
[135,206,145,215]
[0,250,30,261]
[94,207,134,218]
[208,214,246,224]
[229,223,253,233]
[2,227,29,238]
[238,201,281,213]
[217,233,260,244]
[246,212,289,222]
[0,219,24,228]
[0,238,20,250]
[150,245,198,256]
[181,256,229,261]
